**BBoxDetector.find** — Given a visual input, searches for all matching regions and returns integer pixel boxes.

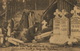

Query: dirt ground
[0,43,80,51]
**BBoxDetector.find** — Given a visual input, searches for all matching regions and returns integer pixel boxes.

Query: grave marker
[50,9,69,45]
[59,9,69,44]
[60,10,69,35]
[49,9,62,44]
[71,6,80,39]
[53,9,61,35]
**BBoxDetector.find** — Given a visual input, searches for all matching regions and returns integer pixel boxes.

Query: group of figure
[2,11,52,45]
[6,10,53,43]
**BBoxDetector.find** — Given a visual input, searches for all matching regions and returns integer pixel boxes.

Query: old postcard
[0,0,80,51]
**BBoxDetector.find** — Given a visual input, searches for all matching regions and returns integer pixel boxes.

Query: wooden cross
[54,9,61,17]
[60,9,68,17]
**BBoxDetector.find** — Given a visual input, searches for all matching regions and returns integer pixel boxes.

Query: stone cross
[60,9,68,17]
[42,20,47,30]
[54,9,61,17]
[71,6,80,17]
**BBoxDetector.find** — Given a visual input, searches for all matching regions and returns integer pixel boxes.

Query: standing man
[20,11,29,29]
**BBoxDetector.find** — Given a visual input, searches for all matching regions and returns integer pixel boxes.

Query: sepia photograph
[0,0,80,51]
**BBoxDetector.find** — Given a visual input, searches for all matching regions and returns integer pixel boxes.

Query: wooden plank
[7,37,24,45]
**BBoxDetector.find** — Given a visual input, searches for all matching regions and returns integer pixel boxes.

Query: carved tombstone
[60,10,69,36]
[53,9,61,35]
[50,9,69,45]
[71,6,80,39]
[49,9,61,44]
[59,10,69,44]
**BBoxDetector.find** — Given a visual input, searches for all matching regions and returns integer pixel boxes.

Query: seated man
[33,19,53,43]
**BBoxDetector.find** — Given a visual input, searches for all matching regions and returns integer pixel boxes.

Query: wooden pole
[2,0,8,22]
